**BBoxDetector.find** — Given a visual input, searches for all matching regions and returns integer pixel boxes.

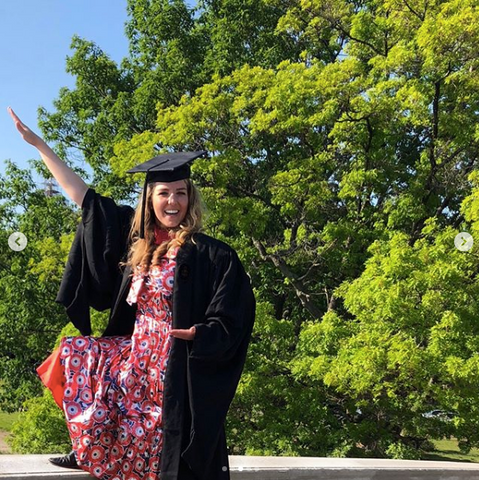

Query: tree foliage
[8,390,71,454]
[0,162,78,412]
[5,0,479,458]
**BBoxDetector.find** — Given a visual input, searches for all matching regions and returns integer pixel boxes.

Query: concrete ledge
[1,455,479,479]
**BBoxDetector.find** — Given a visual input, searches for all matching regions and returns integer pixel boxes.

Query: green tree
[8,390,71,454]
[111,0,479,457]
[0,161,78,411]
[38,0,302,199]
[8,0,479,459]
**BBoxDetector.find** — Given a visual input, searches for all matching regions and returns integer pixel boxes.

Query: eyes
[156,190,187,197]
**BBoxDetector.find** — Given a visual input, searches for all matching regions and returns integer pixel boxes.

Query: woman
[8,108,255,480]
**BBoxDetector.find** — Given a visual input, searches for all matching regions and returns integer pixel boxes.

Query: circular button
[454,232,473,252]
[8,232,28,252]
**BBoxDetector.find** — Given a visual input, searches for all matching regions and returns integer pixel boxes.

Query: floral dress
[58,248,178,480]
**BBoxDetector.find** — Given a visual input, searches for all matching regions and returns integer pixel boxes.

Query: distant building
[44,178,60,197]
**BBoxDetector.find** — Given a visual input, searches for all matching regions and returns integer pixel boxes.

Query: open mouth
[165,210,179,216]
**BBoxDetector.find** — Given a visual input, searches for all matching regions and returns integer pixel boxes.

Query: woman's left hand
[170,326,196,341]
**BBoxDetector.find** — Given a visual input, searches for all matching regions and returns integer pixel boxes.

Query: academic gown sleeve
[179,244,255,480]
[189,248,255,362]
[55,188,134,335]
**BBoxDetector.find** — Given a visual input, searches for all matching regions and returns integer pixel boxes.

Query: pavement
[1,455,479,480]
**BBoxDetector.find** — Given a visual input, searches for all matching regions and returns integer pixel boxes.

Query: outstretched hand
[8,107,43,147]
[170,326,196,341]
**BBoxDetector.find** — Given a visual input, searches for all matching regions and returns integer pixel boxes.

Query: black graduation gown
[56,188,256,480]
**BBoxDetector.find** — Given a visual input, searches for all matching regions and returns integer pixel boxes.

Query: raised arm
[8,107,89,207]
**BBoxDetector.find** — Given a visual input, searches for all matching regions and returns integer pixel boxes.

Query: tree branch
[333,21,385,56]
[253,239,323,319]
[402,0,425,21]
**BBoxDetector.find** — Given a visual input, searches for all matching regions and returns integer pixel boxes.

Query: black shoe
[49,451,80,469]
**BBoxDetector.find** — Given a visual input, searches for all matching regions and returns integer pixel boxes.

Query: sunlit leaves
[7,0,479,459]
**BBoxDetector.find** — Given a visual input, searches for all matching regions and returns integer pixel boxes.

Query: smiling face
[151,180,189,229]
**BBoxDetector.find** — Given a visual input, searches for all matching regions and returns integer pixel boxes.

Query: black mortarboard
[127,151,207,239]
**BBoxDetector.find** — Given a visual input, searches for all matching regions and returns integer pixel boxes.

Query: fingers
[7,107,20,124]
[170,327,196,341]
[7,107,26,132]
[7,107,39,146]
[170,329,190,340]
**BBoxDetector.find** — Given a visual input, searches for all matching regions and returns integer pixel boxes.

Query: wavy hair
[125,179,203,272]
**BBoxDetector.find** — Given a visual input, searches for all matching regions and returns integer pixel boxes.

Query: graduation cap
[127,150,207,239]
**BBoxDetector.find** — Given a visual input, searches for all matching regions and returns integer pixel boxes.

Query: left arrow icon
[8,232,28,252]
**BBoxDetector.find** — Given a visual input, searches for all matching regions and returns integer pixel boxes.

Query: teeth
[165,210,179,214]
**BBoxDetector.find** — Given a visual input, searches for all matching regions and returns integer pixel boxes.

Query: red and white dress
[56,247,178,479]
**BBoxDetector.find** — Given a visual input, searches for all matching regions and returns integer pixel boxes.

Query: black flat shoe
[49,451,80,469]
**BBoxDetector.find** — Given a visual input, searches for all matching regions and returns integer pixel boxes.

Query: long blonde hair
[126,179,203,272]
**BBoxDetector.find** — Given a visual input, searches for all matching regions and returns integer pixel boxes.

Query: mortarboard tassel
[139,174,149,240]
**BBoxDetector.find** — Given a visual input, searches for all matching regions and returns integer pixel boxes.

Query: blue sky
[0,0,130,179]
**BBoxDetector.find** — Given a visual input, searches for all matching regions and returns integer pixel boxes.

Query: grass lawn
[0,412,20,432]
[424,438,479,463]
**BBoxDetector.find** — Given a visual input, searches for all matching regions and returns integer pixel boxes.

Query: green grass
[423,439,479,463]
[0,412,20,432]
